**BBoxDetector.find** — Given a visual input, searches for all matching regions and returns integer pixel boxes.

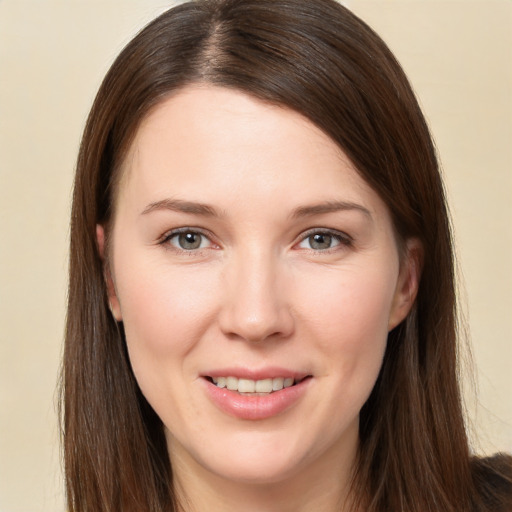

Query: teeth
[255,378,273,393]
[272,377,284,391]
[284,377,294,388]
[226,376,238,391]
[238,378,255,393]
[211,376,297,393]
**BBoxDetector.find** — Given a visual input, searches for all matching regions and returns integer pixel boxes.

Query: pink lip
[202,373,312,421]
[203,367,309,381]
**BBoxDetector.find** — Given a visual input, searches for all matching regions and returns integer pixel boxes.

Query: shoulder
[471,453,512,512]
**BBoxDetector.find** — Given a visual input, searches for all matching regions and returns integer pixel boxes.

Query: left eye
[297,232,344,251]
[166,231,212,251]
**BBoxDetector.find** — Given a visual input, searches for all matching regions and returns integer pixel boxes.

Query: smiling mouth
[205,376,311,395]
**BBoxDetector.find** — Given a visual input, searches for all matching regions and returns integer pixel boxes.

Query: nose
[218,250,294,343]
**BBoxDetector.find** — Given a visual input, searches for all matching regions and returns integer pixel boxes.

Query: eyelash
[296,228,353,252]
[159,227,353,253]
[159,227,216,254]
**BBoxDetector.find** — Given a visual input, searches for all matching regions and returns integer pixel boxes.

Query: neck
[169,432,359,512]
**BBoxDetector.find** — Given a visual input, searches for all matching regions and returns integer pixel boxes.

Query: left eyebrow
[290,200,372,220]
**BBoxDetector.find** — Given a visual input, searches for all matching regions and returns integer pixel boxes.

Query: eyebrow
[290,200,372,219]
[141,198,371,220]
[141,198,220,217]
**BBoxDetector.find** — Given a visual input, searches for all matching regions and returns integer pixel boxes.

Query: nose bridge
[219,244,293,342]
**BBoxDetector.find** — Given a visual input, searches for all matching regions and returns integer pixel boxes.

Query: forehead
[116,85,386,220]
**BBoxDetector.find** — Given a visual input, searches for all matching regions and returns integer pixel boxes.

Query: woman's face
[101,86,418,488]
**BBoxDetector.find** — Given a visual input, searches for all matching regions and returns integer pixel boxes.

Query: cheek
[112,259,228,433]
[112,256,222,401]
[295,262,396,378]
[301,262,396,330]
[116,259,217,349]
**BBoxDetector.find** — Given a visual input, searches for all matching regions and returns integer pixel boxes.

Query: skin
[98,85,421,512]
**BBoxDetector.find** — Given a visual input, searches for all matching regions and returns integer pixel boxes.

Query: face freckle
[102,85,418,491]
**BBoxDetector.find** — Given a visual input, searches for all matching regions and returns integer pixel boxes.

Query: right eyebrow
[140,198,221,217]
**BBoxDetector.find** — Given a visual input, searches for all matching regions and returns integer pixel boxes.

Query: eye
[296,230,351,251]
[163,230,213,251]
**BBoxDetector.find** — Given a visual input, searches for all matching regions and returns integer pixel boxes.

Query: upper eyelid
[296,227,353,242]
[161,226,215,242]
[159,228,218,254]
[293,229,354,253]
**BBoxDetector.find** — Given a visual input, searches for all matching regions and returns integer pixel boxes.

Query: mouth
[202,372,313,420]
[204,375,312,395]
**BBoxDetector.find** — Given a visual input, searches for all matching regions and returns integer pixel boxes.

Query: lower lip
[203,378,312,421]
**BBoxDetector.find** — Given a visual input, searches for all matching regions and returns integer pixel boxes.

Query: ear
[388,238,423,331]
[96,224,122,322]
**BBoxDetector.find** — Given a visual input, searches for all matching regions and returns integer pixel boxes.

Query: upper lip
[202,367,311,381]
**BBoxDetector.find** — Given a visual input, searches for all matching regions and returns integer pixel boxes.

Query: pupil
[311,233,331,250]
[179,232,201,250]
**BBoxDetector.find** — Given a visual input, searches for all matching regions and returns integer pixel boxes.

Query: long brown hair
[61,1,511,511]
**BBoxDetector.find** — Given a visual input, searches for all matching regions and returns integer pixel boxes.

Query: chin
[169,427,315,486]
[204,454,307,486]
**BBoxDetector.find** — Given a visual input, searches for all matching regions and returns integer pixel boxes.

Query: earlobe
[96,224,123,322]
[388,238,423,331]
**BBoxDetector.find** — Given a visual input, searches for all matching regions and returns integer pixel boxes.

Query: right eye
[163,230,213,251]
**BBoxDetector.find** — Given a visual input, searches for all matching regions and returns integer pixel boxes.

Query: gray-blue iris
[179,232,202,250]
[309,233,332,250]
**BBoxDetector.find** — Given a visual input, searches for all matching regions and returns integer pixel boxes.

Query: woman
[61,0,512,510]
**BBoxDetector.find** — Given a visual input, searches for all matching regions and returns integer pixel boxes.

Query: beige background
[0,1,510,510]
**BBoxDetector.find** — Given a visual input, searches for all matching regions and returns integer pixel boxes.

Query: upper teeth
[211,376,295,393]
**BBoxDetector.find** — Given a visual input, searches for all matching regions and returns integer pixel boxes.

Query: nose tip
[224,308,293,343]
[218,260,294,343]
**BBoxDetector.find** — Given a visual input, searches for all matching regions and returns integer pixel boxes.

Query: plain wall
[0,1,510,511]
